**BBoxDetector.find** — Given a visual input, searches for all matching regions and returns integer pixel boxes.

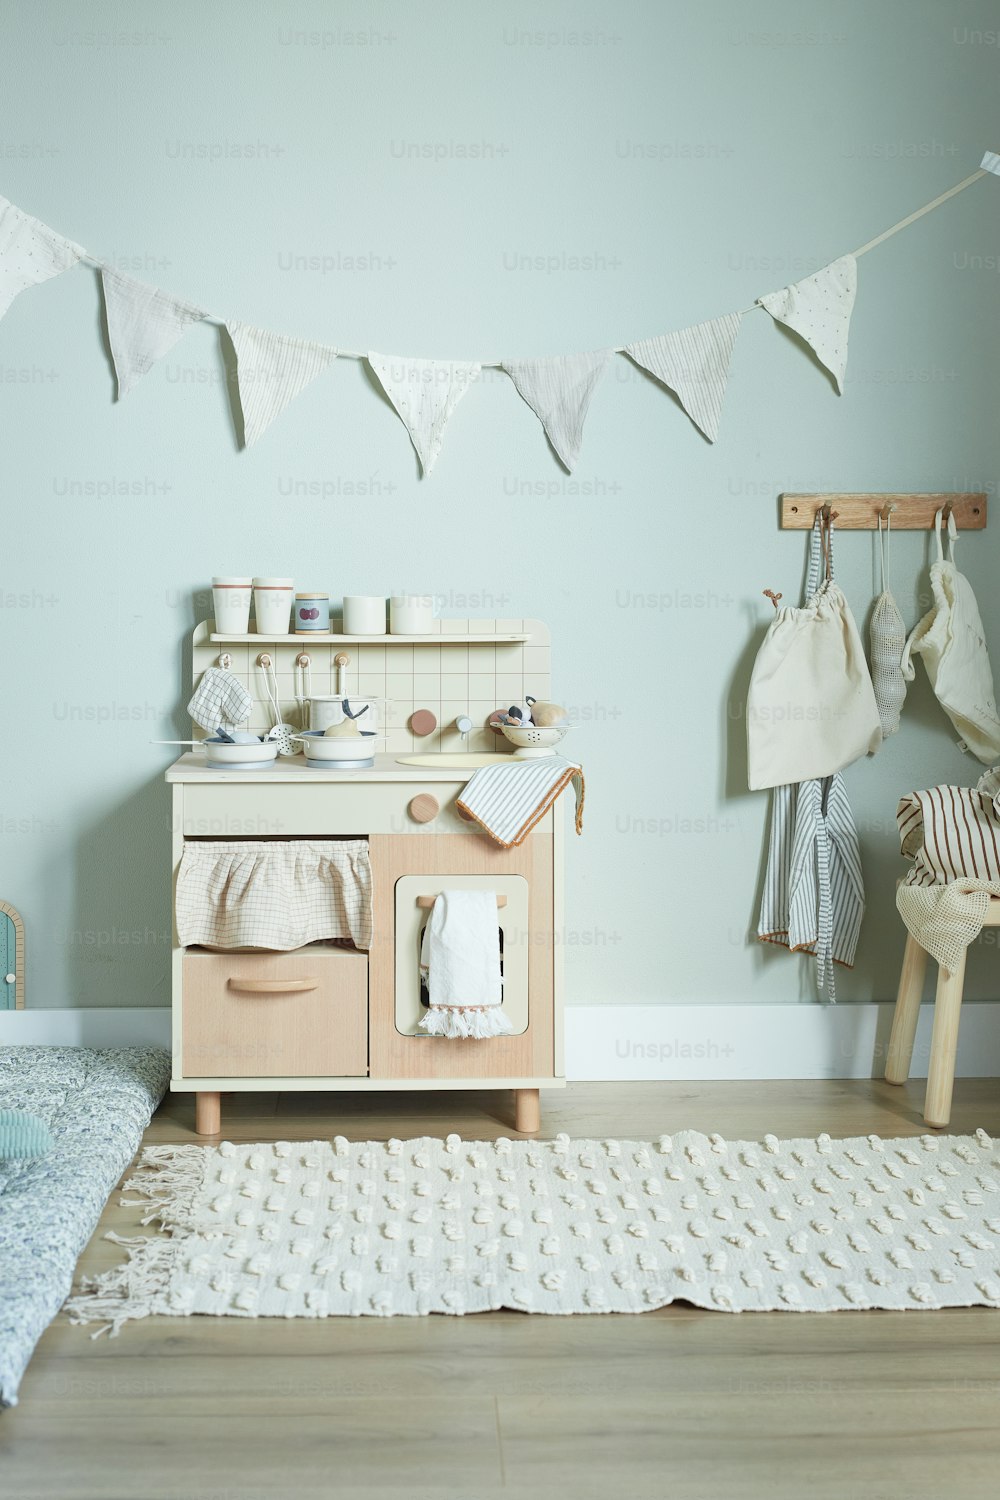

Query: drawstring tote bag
[901,509,1000,764]
[869,510,907,737]
[747,512,882,791]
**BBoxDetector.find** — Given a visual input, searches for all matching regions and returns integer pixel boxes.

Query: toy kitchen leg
[195,1091,221,1135]
[514,1088,541,1133]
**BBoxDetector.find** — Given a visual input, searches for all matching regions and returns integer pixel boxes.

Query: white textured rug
[67,1129,1000,1329]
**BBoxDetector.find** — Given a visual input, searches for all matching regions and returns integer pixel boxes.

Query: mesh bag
[869,512,907,737]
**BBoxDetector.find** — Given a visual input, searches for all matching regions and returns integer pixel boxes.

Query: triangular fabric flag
[757,254,857,393]
[228,322,338,446]
[0,195,84,320]
[625,312,743,442]
[368,354,480,476]
[501,350,611,471]
[102,270,207,397]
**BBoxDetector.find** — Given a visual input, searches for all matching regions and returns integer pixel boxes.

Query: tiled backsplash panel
[190,619,551,754]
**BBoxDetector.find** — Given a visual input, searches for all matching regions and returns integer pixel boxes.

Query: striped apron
[755,517,866,1000]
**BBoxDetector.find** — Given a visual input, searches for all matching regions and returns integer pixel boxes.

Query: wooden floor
[3,1079,1000,1500]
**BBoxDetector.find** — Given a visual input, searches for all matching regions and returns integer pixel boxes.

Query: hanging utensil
[257,654,299,757]
[295,652,312,731]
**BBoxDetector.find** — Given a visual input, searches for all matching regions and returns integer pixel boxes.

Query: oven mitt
[187,667,253,733]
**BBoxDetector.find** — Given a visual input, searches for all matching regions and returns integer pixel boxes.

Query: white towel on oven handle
[418,890,511,1039]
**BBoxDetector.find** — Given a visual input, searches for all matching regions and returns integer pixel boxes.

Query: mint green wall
[2,0,999,1009]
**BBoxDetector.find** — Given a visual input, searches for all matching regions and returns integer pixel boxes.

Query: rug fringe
[64,1144,208,1335]
[64,1232,187,1338]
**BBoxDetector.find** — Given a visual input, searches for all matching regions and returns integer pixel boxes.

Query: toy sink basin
[395,753,510,769]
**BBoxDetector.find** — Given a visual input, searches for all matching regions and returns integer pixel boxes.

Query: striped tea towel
[456,756,585,848]
[187,667,253,734]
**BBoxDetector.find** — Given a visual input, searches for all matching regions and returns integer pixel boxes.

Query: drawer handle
[227,978,319,994]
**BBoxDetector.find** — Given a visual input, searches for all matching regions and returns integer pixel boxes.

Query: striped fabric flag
[228,322,338,446]
[0,194,84,320]
[501,350,611,471]
[758,255,857,394]
[102,270,206,397]
[368,353,480,476]
[456,756,585,848]
[625,312,742,442]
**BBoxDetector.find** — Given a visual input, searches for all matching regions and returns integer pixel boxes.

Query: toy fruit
[526,698,568,727]
[325,719,362,738]
[505,702,533,726]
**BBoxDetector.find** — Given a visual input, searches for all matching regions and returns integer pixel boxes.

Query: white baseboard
[564,1002,1000,1080]
[4,1002,1000,1082]
[1,1008,171,1049]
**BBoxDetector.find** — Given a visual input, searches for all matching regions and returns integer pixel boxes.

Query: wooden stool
[885,899,1000,1128]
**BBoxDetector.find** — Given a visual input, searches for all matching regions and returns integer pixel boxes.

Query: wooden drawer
[178,781,553,837]
[182,947,368,1078]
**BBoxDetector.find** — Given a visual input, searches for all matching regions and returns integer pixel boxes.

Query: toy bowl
[203,737,279,770]
[500,723,570,759]
[292,730,378,768]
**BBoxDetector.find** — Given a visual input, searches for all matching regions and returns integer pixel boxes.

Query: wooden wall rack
[780,493,987,531]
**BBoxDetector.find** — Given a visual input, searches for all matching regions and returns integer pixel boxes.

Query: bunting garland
[624,312,743,443]
[228,322,338,446]
[757,254,857,394]
[0,195,83,319]
[501,350,611,472]
[368,354,480,475]
[102,270,207,398]
[0,154,996,474]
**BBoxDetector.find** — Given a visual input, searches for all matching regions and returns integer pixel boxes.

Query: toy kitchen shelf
[210,631,532,644]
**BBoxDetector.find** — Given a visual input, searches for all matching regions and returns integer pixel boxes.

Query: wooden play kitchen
[167,616,567,1136]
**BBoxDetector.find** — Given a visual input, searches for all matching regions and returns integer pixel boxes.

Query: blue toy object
[0,1110,52,1160]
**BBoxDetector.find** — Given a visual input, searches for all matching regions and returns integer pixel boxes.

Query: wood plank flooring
[3,1079,1000,1500]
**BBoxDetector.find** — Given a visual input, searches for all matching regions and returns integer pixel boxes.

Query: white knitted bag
[869,511,907,737]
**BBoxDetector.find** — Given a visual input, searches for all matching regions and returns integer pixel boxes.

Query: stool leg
[885,933,928,1084]
[514,1088,540,1134]
[924,954,967,1129]
[195,1091,221,1136]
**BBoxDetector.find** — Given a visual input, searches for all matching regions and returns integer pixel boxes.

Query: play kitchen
[164,596,582,1138]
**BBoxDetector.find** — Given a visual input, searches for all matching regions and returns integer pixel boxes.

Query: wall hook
[334,651,351,695]
[763,589,783,611]
[217,652,232,670]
